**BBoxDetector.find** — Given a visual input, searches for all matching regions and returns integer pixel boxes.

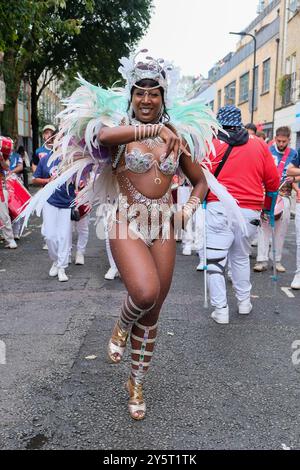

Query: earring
[128,103,134,119]
[157,106,164,122]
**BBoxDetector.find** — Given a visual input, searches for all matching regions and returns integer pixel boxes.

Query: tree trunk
[31,78,39,153]
[0,54,21,140]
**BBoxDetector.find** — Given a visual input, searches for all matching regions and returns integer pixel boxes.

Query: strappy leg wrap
[125,321,158,420]
[107,295,156,364]
[119,296,155,331]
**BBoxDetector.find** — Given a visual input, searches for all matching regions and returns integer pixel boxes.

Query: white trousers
[177,186,204,251]
[182,207,204,250]
[256,196,291,263]
[295,203,300,274]
[206,202,259,308]
[12,218,22,237]
[42,202,72,269]
[71,214,90,255]
[0,188,14,244]
[104,217,117,270]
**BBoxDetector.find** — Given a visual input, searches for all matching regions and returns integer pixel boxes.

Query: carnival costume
[19,50,248,420]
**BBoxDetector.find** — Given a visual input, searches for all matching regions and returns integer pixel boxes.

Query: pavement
[0,210,299,450]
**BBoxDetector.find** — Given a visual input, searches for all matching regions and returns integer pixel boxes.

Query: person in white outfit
[0,151,17,249]
[205,105,279,324]
[254,127,298,273]
[104,232,119,280]
[70,213,90,265]
[287,149,300,289]
[32,152,75,282]
[177,181,204,269]
[8,146,24,239]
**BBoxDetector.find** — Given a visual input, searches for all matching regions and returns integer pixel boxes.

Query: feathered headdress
[118,49,180,108]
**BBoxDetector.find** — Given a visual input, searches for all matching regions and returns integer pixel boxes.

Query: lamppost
[230,31,257,124]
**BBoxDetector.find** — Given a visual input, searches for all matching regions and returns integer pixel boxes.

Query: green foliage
[0,0,153,138]
[278,75,289,98]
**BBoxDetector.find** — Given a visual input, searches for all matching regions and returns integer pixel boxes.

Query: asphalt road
[0,211,299,450]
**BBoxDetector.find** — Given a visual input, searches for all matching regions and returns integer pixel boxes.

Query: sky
[138,0,260,77]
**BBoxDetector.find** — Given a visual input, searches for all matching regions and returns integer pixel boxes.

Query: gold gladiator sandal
[125,376,146,421]
[125,321,157,420]
[107,321,129,364]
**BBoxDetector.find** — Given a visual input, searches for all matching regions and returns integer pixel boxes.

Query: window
[262,59,270,93]
[283,54,297,105]
[224,81,236,105]
[287,0,300,20]
[217,90,222,110]
[208,100,214,111]
[18,81,30,137]
[239,73,249,103]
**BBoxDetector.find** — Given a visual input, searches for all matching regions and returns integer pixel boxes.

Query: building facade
[274,0,300,148]
[38,74,64,132]
[200,0,281,139]
[198,0,300,145]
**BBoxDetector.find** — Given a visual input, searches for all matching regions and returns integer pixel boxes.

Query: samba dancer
[19,50,247,420]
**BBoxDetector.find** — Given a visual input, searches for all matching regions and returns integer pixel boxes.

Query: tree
[28,0,153,150]
[0,0,153,148]
[0,0,75,138]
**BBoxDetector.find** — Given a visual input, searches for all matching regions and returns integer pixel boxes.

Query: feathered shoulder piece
[49,74,129,171]
[18,76,127,227]
[168,96,222,163]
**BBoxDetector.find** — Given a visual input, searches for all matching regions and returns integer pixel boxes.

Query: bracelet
[135,124,163,141]
[183,196,201,219]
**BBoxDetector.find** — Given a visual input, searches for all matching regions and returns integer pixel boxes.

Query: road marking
[281,287,295,298]
[0,269,6,273]
[22,231,32,238]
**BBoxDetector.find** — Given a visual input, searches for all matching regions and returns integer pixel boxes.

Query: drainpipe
[281,0,288,75]
[272,37,280,135]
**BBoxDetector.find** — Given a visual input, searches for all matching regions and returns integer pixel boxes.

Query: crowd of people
[1,50,300,421]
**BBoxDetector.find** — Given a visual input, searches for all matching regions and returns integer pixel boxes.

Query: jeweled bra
[124,148,178,176]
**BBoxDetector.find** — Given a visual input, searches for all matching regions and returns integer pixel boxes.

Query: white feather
[16,159,90,231]
[202,168,248,236]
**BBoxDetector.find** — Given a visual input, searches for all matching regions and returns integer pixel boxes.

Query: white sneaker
[75,252,84,265]
[291,273,300,290]
[49,262,58,277]
[58,268,68,282]
[253,262,268,272]
[211,306,229,324]
[238,298,253,315]
[14,235,20,240]
[275,262,286,273]
[196,260,204,271]
[104,267,119,280]
[182,246,192,256]
[5,240,17,249]
[42,243,48,251]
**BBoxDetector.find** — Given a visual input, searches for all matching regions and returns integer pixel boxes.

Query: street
[0,213,299,450]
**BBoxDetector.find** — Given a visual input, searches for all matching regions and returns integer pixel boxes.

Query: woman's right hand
[159,126,191,158]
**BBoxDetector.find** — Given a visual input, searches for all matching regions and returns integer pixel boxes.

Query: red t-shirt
[207,135,280,210]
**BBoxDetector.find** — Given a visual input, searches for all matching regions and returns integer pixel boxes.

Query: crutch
[202,199,208,309]
[265,191,279,313]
